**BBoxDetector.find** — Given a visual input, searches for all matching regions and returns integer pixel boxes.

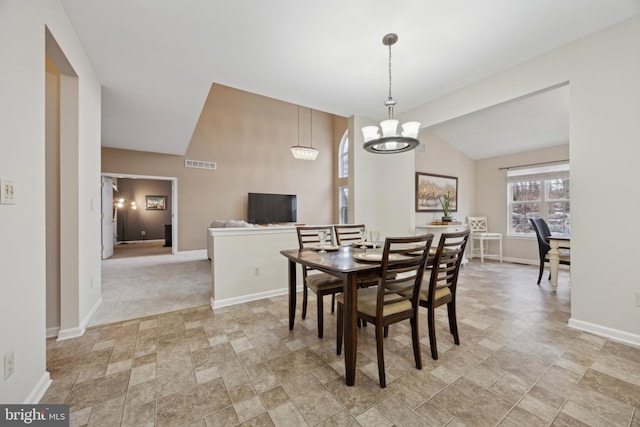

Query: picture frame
[145,195,166,210]
[415,172,458,212]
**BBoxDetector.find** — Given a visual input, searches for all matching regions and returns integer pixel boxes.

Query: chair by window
[529,218,570,285]
[296,226,344,338]
[334,224,365,246]
[419,230,470,360]
[336,234,434,388]
[467,216,502,262]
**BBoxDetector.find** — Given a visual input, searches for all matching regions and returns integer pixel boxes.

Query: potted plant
[439,191,453,222]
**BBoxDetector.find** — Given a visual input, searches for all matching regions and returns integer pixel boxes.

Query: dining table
[548,234,570,292]
[281,243,432,386]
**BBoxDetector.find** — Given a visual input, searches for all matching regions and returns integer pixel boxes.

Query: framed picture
[415,172,458,212]
[145,195,166,210]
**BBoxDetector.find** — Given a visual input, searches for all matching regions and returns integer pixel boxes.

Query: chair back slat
[296,225,335,249]
[425,231,470,299]
[334,224,365,245]
[467,216,488,233]
[377,234,434,313]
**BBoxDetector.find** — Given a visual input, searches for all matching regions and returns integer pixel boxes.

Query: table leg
[288,260,297,330]
[549,239,560,292]
[343,274,358,386]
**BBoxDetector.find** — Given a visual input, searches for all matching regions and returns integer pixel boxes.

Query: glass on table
[359,227,367,249]
[318,230,327,253]
[370,230,380,251]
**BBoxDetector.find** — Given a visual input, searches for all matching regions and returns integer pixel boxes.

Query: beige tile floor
[42,261,640,426]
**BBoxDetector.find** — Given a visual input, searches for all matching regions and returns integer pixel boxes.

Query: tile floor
[42,261,640,426]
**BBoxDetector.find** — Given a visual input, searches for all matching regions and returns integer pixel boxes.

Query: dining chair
[296,226,344,338]
[467,216,502,262]
[336,233,434,388]
[419,230,470,360]
[334,224,366,246]
[529,218,570,285]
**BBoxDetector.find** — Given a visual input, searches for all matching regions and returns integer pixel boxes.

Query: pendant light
[362,33,421,154]
[291,106,319,160]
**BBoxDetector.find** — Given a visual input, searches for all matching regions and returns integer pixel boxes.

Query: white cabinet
[416,224,469,264]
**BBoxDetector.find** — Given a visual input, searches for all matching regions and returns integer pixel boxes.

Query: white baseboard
[568,318,640,347]
[46,327,60,339]
[57,297,102,341]
[211,285,304,310]
[24,372,52,404]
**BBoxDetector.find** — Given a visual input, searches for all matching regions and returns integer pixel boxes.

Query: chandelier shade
[291,106,319,160]
[362,33,421,154]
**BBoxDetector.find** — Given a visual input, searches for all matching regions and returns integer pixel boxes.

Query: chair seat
[305,272,343,291]
[419,284,451,302]
[336,287,412,317]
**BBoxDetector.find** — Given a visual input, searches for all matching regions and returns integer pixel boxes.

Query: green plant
[439,191,452,217]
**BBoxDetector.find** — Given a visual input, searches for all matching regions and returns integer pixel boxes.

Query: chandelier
[362,33,421,154]
[291,106,319,160]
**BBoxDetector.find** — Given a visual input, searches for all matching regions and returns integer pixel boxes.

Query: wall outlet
[253,267,260,276]
[4,350,15,380]
[141,230,146,236]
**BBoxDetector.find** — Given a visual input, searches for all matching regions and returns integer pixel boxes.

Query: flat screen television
[247,192,297,224]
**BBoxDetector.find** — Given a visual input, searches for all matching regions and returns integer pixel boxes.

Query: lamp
[362,33,421,154]
[291,106,319,160]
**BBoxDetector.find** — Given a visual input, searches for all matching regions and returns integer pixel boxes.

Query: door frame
[100,173,178,254]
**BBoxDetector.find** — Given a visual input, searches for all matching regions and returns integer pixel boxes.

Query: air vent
[416,142,426,154]
[185,159,216,170]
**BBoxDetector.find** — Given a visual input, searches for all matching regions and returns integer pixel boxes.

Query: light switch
[0,178,15,205]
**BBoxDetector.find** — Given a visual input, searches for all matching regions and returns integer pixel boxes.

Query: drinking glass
[370,230,380,252]
[318,230,327,253]
[359,227,367,249]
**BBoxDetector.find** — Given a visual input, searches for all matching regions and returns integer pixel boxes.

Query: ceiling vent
[185,159,216,170]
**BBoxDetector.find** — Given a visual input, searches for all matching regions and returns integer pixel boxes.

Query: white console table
[416,224,469,264]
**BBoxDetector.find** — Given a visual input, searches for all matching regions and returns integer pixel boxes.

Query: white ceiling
[60,0,640,157]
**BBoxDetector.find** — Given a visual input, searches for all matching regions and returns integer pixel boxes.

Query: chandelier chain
[388,43,393,101]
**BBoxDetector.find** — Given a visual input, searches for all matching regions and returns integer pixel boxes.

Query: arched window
[338,130,349,178]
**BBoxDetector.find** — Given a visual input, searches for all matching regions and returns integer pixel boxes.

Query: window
[507,164,570,236]
[338,131,349,178]
[338,186,349,224]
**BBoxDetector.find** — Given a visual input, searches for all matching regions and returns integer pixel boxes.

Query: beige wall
[103,84,347,251]
[475,144,570,263]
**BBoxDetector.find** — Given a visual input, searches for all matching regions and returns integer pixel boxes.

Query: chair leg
[537,262,544,285]
[480,239,484,263]
[427,306,438,360]
[330,294,335,313]
[317,294,324,338]
[336,302,343,355]
[375,323,386,388]
[447,300,460,345]
[410,316,422,370]
[302,284,309,319]
[383,325,389,338]
[499,239,503,263]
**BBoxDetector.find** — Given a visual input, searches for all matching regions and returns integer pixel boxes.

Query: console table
[416,223,469,264]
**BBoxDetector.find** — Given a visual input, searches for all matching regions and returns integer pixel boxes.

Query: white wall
[403,16,640,344]
[0,1,102,403]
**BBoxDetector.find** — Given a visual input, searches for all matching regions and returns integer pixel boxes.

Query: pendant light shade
[291,106,319,160]
[362,33,421,154]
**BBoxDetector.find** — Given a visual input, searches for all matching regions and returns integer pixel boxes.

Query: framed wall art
[145,195,166,210]
[415,172,458,212]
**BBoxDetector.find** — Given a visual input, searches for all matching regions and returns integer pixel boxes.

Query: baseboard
[211,285,304,309]
[24,371,52,404]
[46,327,60,339]
[568,318,640,347]
[57,297,102,341]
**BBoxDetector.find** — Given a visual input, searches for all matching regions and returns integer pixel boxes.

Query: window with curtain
[338,186,349,224]
[507,163,570,236]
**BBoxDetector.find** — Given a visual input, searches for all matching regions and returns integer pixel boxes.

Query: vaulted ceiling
[61,0,640,158]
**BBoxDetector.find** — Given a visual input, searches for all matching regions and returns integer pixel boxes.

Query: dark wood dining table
[280,245,396,386]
